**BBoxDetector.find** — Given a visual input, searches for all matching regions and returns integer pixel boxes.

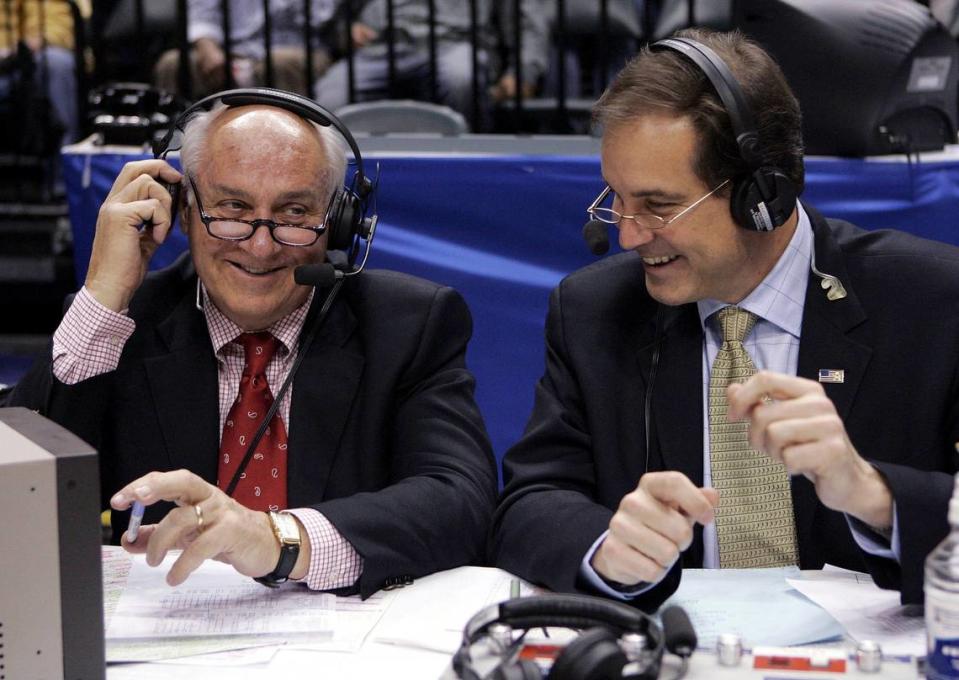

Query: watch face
[273,512,301,545]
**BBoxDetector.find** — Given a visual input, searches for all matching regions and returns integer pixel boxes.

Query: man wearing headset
[490,28,959,608]
[7,92,497,595]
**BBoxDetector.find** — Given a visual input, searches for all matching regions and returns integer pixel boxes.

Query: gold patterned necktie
[708,306,798,568]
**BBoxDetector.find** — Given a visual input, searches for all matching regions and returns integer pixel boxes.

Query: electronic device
[152,87,378,286]
[0,407,104,679]
[88,81,184,147]
[452,595,696,680]
[655,0,959,156]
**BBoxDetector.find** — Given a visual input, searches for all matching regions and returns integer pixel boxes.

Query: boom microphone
[582,219,610,255]
[661,605,696,658]
[294,263,341,287]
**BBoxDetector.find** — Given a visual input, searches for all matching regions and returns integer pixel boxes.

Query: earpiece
[153,87,377,273]
[453,595,671,680]
[653,37,798,232]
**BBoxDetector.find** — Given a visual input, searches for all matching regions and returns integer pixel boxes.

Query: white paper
[663,567,845,650]
[373,566,539,654]
[102,548,391,663]
[787,567,925,657]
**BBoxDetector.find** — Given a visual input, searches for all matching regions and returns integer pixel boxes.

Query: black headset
[452,595,668,680]
[652,37,797,233]
[152,87,376,257]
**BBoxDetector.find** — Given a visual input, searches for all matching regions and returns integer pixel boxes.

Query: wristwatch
[254,511,301,587]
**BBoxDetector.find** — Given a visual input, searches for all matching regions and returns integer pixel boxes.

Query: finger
[700,486,720,510]
[145,503,202,567]
[595,534,672,585]
[107,160,181,200]
[639,471,717,524]
[768,415,845,472]
[727,371,824,420]
[615,491,695,549]
[121,523,157,554]
[112,469,212,511]
[746,393,835,451]
[610,515,686,568]
[166,529,224,586]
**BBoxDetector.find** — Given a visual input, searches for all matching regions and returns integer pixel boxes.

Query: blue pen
[126,501,146,543]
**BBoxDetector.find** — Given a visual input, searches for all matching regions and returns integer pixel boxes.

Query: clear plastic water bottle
[926,474,959,679]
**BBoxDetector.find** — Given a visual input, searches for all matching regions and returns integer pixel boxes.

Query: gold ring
[194,504,204,533]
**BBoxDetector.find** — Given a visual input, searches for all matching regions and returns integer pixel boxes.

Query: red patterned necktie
[217,332,288,511]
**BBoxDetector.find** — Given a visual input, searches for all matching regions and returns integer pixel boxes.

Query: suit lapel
[144,289,220,484]
[647,305,705,486]
[793,211,871,558]
[286,289,364,507]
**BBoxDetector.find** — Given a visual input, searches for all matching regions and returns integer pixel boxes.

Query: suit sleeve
[489,282,676,611]
[312,286,498,598]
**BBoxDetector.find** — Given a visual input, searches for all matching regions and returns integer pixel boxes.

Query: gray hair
[178,100,349,207]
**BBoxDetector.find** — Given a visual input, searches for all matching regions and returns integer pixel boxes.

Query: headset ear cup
[325,189,354,250]
[548,628,627,680]
[730,169,797,232]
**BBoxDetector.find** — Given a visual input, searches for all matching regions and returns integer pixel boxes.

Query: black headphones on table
[652,37,797,233]
[453,595,695,680]
[152,87,377,284]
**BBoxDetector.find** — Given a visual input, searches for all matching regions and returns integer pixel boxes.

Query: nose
[617,218,655,251]
[241,221,282,257]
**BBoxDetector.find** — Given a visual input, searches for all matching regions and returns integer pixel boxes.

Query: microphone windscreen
[582,219,610,255]
[661,605,696,657]
[294,263,339,287]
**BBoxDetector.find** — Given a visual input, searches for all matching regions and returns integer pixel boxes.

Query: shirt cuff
[846,500,900,562]
[52,287,136,384]
[287,508,363,591]
[579,530,656,600]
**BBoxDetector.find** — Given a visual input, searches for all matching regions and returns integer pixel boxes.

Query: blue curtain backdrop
[61,150,959,465]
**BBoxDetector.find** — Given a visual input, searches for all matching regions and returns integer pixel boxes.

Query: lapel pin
[818,369,845,384]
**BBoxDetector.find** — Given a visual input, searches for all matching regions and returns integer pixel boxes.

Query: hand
[351,23,378,48]
[84,160,181,312]
[591,472,719,586]
[110,470,310,586]
[727,370,893,529]
[489,74,537,103]
[194,38,226,79]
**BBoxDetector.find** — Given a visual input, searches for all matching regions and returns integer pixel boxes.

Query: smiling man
[490,28,959,608]
[8,93,496,595]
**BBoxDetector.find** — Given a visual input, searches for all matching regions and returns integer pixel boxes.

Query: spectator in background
[0,0,90,145]
[314,0,549,128]
[155,0,337,98]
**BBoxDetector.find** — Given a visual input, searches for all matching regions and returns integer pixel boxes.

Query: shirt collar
[200,283,315,358]
[697,202,813,339]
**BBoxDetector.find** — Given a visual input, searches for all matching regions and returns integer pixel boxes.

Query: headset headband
[653,37,762,169]
[152,87,370,196]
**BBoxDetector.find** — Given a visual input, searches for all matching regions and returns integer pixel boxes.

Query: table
[101,558,922,679]
[62,138,959,465]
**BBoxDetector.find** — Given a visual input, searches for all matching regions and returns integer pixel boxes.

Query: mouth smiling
[641,255,680,266]
[229,261,286,277]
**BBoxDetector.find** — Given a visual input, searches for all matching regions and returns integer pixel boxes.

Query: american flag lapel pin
[818,369,845,384]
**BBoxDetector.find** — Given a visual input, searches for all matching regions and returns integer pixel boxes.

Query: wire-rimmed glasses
[188,176,328,247]
[586,179,730,230]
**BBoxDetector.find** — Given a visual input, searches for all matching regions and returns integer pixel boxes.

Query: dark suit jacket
[9,254,497,598]
[490,207,959,608]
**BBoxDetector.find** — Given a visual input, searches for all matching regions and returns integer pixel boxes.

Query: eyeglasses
[586,179,730,230]
[188,176,328,247]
